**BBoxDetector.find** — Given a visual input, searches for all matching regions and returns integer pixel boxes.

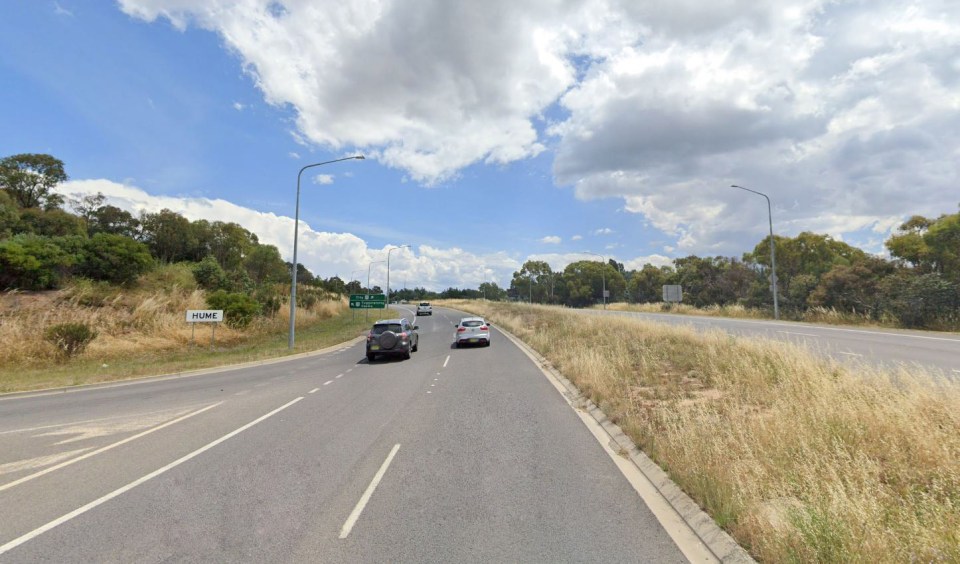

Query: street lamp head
[354,155,365,160]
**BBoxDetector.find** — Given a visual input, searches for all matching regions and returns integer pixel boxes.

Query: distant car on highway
[454,316,491,347]
[366,318,418,361]
[416,302,433,316]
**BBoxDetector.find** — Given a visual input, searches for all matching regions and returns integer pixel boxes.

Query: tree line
[504,213,960,330]
[0,154,356,326]
[4,153,957,330]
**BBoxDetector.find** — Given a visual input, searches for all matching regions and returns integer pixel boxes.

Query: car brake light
[457,327,466,332]
[480,326,488,330]
[400,332,408,339]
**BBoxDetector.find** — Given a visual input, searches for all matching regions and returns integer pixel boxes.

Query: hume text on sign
[186,310,225,323]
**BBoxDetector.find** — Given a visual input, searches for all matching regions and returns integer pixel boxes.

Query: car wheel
[412,339,418,352]
[367,353,376,362]
[403,349,411,360]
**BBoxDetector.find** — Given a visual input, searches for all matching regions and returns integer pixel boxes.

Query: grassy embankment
[0,264,373,393]
[606,302,905,329]
[443,299,960,563]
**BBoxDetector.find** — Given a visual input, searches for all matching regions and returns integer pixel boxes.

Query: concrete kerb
[496,324,755,564]
[0,335,367,400]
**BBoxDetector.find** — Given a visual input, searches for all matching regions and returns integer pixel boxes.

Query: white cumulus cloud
[56,179,522,290]
[539,235,562,244]
[115,0,960,257]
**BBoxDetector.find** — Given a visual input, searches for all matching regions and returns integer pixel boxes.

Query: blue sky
[2,1,959,290]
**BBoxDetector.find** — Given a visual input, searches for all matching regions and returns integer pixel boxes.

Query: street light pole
[584,251,607,309]
[349,269,364,289]
[288,155,364,350]
[731,184,779,320]
[386,245,409,308]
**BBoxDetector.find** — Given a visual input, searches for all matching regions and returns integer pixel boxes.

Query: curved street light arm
[289,155,365,349]
[730,184,779,319]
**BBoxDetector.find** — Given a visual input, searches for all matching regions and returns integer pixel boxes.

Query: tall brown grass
[0,266,349,368]
[444,300,960,563]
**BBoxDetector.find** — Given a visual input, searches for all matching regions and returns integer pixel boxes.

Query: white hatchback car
[454,317,491,347]
[416,302,433,316]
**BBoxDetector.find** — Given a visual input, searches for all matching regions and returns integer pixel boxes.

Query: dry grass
[443,300,960,563]
[606,302,902,328]
[0,266,355,389]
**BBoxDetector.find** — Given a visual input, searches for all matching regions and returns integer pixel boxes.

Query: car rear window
[419,302,430,306]
[461,320,484,327]
[373,323,402,334]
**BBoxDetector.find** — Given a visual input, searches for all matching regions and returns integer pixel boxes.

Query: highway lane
[0,307,699,562]
[580,309,960,376]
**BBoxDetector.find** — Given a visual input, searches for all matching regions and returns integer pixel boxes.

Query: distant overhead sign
[186,310,224,323]
[350,294,386,309]
[662,285,682,303]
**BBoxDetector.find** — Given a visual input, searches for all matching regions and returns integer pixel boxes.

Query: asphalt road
[0,306,698,563]
[581,309,960,376]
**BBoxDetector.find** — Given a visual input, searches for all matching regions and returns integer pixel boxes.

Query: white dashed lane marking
[339,444,401,539]
[309,388,320,394]
[323,380,333,386]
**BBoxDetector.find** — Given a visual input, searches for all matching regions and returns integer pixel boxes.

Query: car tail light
[457,327,466,332]
[367,332,373,342]
[480,326,488,330]
[400,332,408,339]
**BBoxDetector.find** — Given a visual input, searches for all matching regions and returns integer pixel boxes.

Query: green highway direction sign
[349,294,387,309]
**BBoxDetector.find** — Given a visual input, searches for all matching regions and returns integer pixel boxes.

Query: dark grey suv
[366,318,419,361]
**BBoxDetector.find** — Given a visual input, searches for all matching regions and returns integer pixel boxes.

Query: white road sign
[186,310,224,323]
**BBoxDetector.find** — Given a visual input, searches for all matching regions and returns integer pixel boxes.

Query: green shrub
[193,256,228,291]
[0,234,75,290]
[44,322,98,358]
[206,290,260,328]
[80,233,154,285]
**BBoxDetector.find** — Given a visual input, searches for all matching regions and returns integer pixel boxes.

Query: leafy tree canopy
[0,153,68,210]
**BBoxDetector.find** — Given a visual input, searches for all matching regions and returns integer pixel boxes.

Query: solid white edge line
[776,331,818,337]
[0,403,222,493]
[0,397,303,557]
[497,328,720,563]
[607,310,960,343]
[838,351,863,357]
[339,444,401,539]
[443,355,450,368]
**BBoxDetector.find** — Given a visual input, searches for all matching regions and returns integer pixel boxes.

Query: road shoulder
[496,323,755,563]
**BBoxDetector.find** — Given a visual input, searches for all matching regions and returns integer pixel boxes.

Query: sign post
[349,294,386,309]
[662,285,683,306]
[186,309,224,348]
